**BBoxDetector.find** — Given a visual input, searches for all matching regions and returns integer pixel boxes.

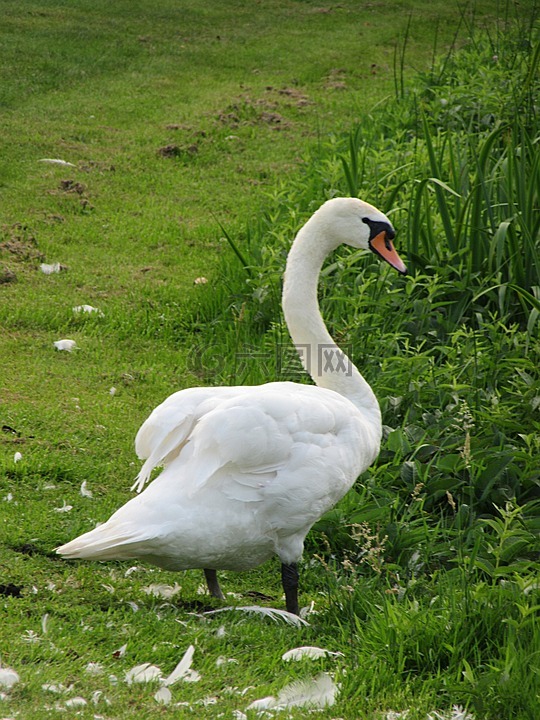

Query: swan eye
[362,217,395,243]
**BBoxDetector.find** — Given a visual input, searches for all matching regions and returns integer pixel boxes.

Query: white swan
[57,197,406,614]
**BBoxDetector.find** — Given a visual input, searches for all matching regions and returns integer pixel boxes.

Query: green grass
[1,1,539,718]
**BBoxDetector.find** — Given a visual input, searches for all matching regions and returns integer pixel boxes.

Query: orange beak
[369,231,407,275]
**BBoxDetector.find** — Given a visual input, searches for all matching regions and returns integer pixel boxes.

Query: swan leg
[281,562,299,615]
[204,568,225,600]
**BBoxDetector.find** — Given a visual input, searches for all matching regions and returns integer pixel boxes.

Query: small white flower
[14,452,22,463]
[54,339,77,352]
[194,276,208,285]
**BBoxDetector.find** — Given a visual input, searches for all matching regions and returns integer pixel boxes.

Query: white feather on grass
[54,339,77,352]
[125,663,162,685]
[73,304,104,316]
[0,666,20,689]
[38,158,76,167]
[205,605,309,627]
[40,262,66,274]
[282,646,344,662]
[162,644,200,686]
[142,583,182,599]
[428,706,475,720]
[246,672,338,712]
[80,481,93,498]
[154,686,172,705]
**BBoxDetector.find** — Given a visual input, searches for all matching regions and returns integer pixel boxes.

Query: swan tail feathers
[56,523,149,561]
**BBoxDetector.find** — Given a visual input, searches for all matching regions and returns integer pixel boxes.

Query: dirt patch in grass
[0,225,43,262]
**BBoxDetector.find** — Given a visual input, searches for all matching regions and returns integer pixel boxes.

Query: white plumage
[57,197,406,613]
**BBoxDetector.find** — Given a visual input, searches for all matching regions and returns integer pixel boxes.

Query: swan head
[316,198,407,274]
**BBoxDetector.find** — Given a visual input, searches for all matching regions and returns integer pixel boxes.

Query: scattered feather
[109,386,117,396]
[84,662,104,676]
[162,645,197,686]
[91,689,110,705]
[300,601,317,619]
[247,672,338,712]
[41,613,50,634]
[38,158,76,167]
[125,663,163,685]
[184,669,202,683]
[428,706,475,720]
[277,672,338,709]
[13,451,22,463]
[154,686,172,705]
[143,583,182,599]
[215,625,227,638]
[54,339,77,352]
[282,646,344,662]
[42,683,72,694]
[216,656,239,667]
[40,262,66,274]
[0,667,20,689]
[246,696,277,711]
[80,480,93,498]
[232,712,248,720]
[54,501,73,513]
[73,304,104,316]
[65,697,87,708]
[205,605,309,627]
[112,643,127,658]
[246,673,338,713]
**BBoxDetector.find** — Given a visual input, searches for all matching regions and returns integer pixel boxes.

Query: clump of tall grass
[342,28,540,330]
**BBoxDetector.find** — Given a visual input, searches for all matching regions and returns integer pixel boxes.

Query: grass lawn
[1,1,539,718]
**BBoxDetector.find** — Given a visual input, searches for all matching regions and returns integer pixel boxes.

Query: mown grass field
[1,1,539,719]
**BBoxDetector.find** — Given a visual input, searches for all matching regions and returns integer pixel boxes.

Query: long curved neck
[282,218,381,426]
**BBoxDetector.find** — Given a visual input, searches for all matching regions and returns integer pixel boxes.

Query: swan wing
[174,382,376,508]
[132,386,240,492]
